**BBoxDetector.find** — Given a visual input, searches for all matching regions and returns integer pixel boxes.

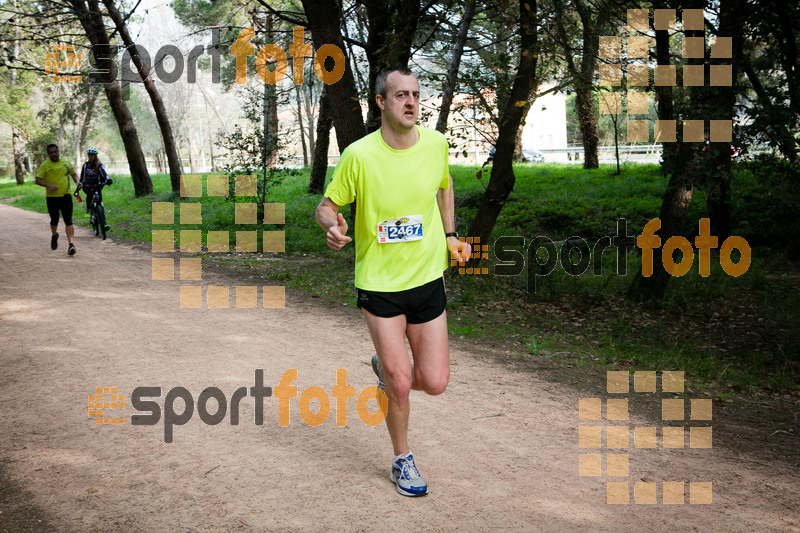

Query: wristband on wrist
[445,232,458,238]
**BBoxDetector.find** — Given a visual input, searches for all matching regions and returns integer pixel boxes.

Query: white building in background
[278,82,570,167]
[521,82,568,152]
[405,83,569,165]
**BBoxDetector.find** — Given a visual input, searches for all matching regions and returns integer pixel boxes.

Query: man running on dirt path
[315,67,471,497]
[35,144,79,256]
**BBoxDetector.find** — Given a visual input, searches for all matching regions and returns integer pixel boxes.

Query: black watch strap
[445,232,458,238]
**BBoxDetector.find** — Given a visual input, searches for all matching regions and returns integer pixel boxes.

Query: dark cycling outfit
[80,162,110,211]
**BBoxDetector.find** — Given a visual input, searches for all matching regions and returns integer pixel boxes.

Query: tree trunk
[552,0,600,168]
[262,82,269,176]
[57,120,64,150]
[72,0,152,196]
[11,128,25,185]
[303,81,316,162]
[187,132,195,173]
[773,2,800,121]
[365,2,390,133]
[705,0,738,240]
[209,137,216,172]
[295,85,308,167]
[364,0,421,132]
[576,0,600,169]
[268,84,278,169]
[436,0,477,134]
[309,86,332,194]
[102,0,181,192]
[627,182,695,301]
[575,87,599,168]
[76,91,97,168]
[576,0,609,168]
[301,0,366,151]
[612,114,620,175]
[260,14,279,172]
[627,0,696,301]
[176,145,185,174]
[745,65,798,163]
[468,0,538,246]
[740,53,798,162]
[10,5,25,185]
[514,123,525,161]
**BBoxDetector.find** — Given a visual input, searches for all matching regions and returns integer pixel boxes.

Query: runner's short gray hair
[375,67,414,98]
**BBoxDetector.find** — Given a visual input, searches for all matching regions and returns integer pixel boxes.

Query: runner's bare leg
[362,309,413,456]
[406,312,450,395]
[362,309,450,456]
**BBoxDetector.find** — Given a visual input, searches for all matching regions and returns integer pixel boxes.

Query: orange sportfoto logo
[637,218,750,277]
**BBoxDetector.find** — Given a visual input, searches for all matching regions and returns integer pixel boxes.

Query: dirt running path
[0,203,798,532]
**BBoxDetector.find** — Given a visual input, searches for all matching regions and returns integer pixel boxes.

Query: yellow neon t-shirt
[325,126,450,291]
[35,159,75,197]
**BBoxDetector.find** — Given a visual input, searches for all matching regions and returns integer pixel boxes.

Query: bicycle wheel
[91,202,99,236]
[96,204,107,240]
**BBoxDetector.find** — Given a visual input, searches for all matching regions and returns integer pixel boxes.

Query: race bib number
[377,215,423,243]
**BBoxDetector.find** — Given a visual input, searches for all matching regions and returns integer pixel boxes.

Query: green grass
[452,163,709,240]
[2,163,797,398]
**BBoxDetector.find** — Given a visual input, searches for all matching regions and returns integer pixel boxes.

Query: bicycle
[84,179,112,240]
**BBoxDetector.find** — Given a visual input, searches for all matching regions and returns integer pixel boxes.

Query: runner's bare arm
[34,177,58,191]
[316,197,352,251]
[437,175,471,262]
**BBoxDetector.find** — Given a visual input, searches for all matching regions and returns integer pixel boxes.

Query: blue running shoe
[391,452,428,497]
[371,354,386,392]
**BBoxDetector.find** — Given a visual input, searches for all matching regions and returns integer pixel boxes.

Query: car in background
[522,149,544,163]
[486,146,545,163]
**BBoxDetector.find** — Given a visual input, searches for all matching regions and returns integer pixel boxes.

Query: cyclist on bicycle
[78,147,112,231]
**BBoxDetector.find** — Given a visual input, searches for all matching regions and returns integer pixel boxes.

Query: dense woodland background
[1,0,798,390]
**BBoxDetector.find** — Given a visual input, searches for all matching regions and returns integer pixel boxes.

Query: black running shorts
[357,277,447,324]
[46,194,73,226]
